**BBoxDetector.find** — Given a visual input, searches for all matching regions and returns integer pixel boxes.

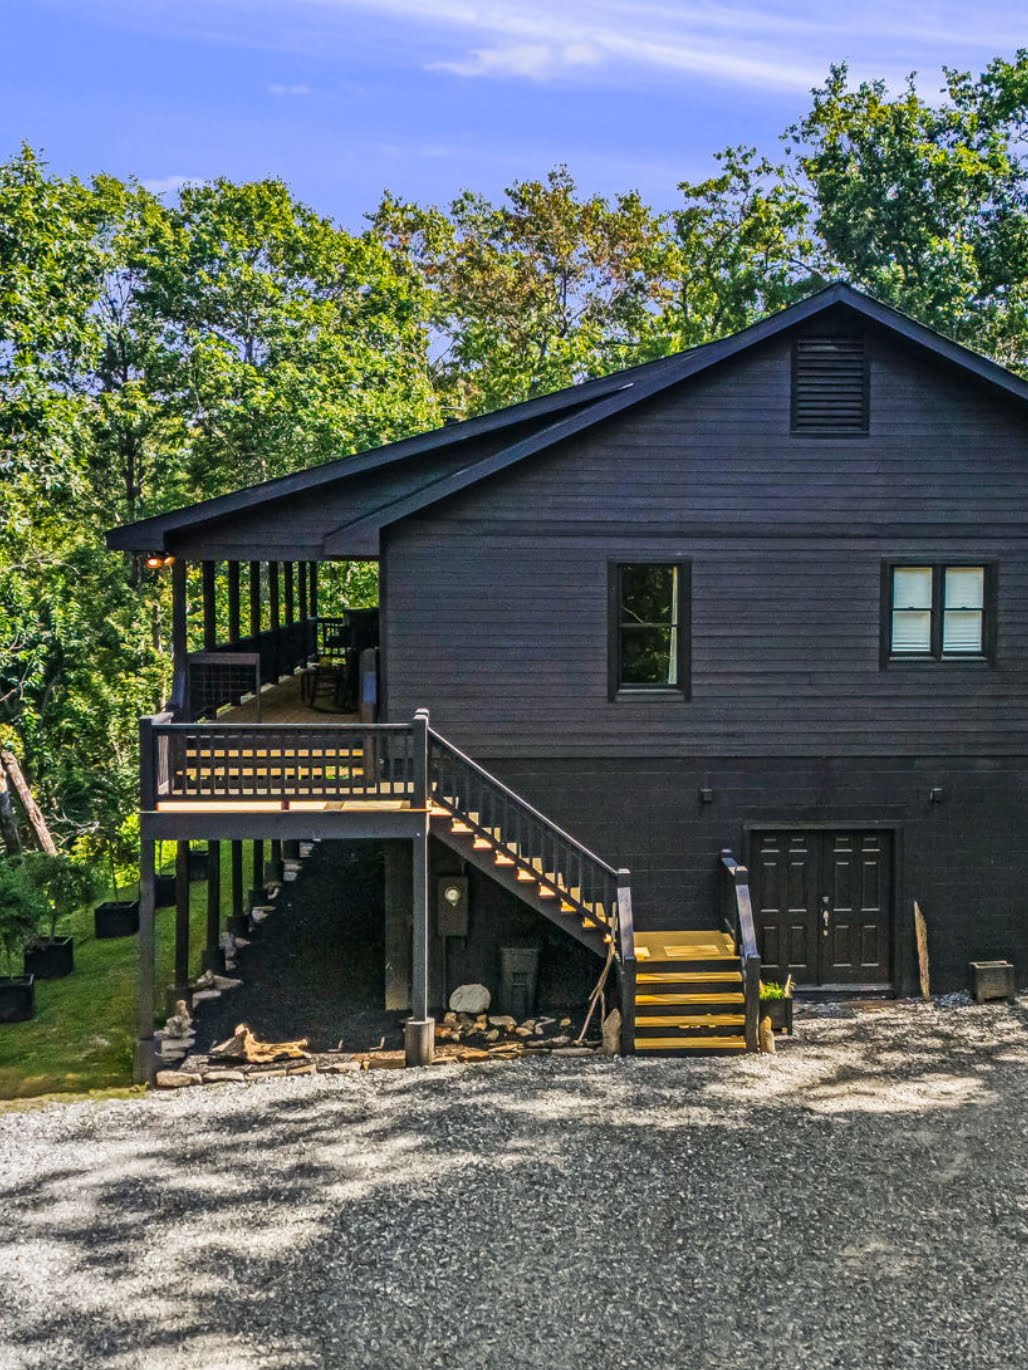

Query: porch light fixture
[144,553,176,569]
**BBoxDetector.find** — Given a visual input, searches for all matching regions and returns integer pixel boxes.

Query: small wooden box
[969,960,1016,1005]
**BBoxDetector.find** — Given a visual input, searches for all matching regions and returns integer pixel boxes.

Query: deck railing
[140,716,414,807]
[426,727,626,939]
[720,849,761,1051]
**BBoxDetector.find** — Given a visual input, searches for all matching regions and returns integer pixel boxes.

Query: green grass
[0,843,252,1100]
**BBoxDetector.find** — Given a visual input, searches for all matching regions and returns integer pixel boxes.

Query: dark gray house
[108,283,1028,1078]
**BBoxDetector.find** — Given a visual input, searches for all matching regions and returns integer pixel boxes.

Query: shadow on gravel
[2,1005,1028,1369]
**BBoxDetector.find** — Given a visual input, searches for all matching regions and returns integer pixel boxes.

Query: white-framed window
[886,564,992,662]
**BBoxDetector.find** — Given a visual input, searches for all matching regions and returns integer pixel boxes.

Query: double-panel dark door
[750,830,892,987]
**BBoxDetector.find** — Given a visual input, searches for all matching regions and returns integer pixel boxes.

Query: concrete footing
[404,1018,435,1067]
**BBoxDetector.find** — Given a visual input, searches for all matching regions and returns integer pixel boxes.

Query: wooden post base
[133,1038,157,1085]
[404,1018,435,1068]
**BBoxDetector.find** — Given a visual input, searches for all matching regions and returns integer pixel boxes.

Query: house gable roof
[107,283,1028,556]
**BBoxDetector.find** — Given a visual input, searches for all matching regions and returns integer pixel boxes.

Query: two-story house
[108,283,1028,1079]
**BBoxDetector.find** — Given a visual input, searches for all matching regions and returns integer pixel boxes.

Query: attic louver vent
[791,336,868,434]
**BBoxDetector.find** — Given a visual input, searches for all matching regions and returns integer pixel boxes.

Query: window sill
[884,655,993,669]
[612,686,689,702]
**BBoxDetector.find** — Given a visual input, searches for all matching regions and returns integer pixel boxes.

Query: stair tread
[637,971,743,984]
[635,1015,745,1027]
[634,1037,747,1051]
[634,931,736,963]
[636,992,745,1005]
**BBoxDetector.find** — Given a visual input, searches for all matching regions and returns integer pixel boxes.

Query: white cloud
[267,81,311,95]
[428,40,602,81]
[141,175,200,194]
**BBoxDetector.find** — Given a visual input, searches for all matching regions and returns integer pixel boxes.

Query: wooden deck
[216,673,360,726]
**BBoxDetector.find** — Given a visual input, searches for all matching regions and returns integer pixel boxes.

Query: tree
[373,166,675,415]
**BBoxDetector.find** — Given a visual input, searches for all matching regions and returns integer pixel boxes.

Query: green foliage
[759,980,790,1000]
[21,852,99,941]
[0,860,47,975]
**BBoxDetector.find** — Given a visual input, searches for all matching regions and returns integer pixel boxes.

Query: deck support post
[134,837,157,1084]
[384,840,412,1011]
[268,562,280,679]
[405,708,434,1067]
[298,561,308,623]
[204,839,221,970]
[309,562,318,618]
[283,561,295,626]
[229,840,245,935]
[171,839,191,1009]
[267,838,283,884]
[251,838,264,896]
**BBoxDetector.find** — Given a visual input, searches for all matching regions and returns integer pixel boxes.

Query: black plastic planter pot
[760,997,794,1035]
[188,849,209,881]
[154,874,177,907]
[94,899,140,939]
[24,937,75,980]
[0,976,35,1023]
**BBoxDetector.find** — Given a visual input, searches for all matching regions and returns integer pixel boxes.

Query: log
[0,764,21,856]
[0,748,56,855]
[914,901,931,1000]
[210,1023,309,1063]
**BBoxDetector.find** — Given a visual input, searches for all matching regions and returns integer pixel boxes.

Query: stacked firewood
[433,1011,591,1053]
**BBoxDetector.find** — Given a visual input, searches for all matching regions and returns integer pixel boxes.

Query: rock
[443,1011,458,1025]
[322,1060,362,1074]
[485,1029,500,1042]
[457,1013,475,1030]
[601,1008,623,1056]
[488,1015,516,1029]
[550,1035,571,1046]
[520,1019,536,1032]
[202,1069,246,1084]
[534,1024,545,1035]
[288,1063,316,1075]
[449,983,491,1015]
[514,1026,532,1038]
[191,989,221,1003]
[559,1017,572,1028]
[551,1047,596,1057]
[473,1014,488,1031]
[155,1070,201,1089]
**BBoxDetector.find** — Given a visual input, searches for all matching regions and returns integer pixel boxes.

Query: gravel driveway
[2,999,1027,1370]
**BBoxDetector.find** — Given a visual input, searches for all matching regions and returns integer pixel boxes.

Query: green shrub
[0,861,48,976]
[22,853,100,942]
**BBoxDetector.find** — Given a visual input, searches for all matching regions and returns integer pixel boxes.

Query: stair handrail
[720,849,761,1052]
[426,728,619,877]
[616,868,637,1053]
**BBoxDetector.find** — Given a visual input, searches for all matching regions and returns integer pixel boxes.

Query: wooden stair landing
[632,929,749,1056]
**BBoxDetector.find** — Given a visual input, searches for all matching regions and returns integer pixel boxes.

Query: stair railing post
[616,868,637,1055]
[405,709,434,1067]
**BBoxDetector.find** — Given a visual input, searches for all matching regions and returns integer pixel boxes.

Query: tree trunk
[0,749,57,855]
[0,765,21,856]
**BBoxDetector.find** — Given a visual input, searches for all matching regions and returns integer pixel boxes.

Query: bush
[0,861,48,976]
[22,852,100,942]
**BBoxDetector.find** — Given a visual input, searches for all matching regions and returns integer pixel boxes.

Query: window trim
[790,334,870,438]
[608,559,691,701]
[880,562,997,668]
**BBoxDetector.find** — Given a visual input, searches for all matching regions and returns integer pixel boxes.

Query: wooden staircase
[631,931,748,1054]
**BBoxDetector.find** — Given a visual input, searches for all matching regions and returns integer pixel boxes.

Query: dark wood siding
[384,324,1028,757]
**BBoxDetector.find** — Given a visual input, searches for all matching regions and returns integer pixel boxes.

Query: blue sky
[2,1,1024,227]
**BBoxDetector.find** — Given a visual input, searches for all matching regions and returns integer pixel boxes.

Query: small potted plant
[0,860,46,1021]
[22,853,97,979]
[759,976,794,1035]
[93,824,140,938]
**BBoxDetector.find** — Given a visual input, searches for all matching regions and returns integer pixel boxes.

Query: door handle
[820,896,831,934]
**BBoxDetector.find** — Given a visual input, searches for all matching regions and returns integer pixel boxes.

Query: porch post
[170,557,188,714]
[268,561,280,679]
[134,835,157,1084]
[251,838,264,896]
[248,561,261,636]
[405,708,434,1066]
[204,839,221,971]
[172,840,191,1006]
[309,562,319,618]
[298,561,308,622]
[227,562,241,643]
[283,561,295,625]
[201,560,217,649]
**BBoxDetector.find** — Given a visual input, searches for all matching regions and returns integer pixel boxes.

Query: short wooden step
[634,1037,747,1051]
[635,1014,745,1028]
[637,970,743,985]
[634,931,736,963]
[636,992,745,1006]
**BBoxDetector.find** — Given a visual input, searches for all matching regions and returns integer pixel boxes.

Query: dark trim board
[741,820,904,994]
[141,810,427,843]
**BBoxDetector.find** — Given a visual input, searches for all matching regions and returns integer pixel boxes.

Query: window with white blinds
[887,565,990,661]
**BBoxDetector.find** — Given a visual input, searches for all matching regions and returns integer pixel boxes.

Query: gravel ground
[2,997,1028,1370]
